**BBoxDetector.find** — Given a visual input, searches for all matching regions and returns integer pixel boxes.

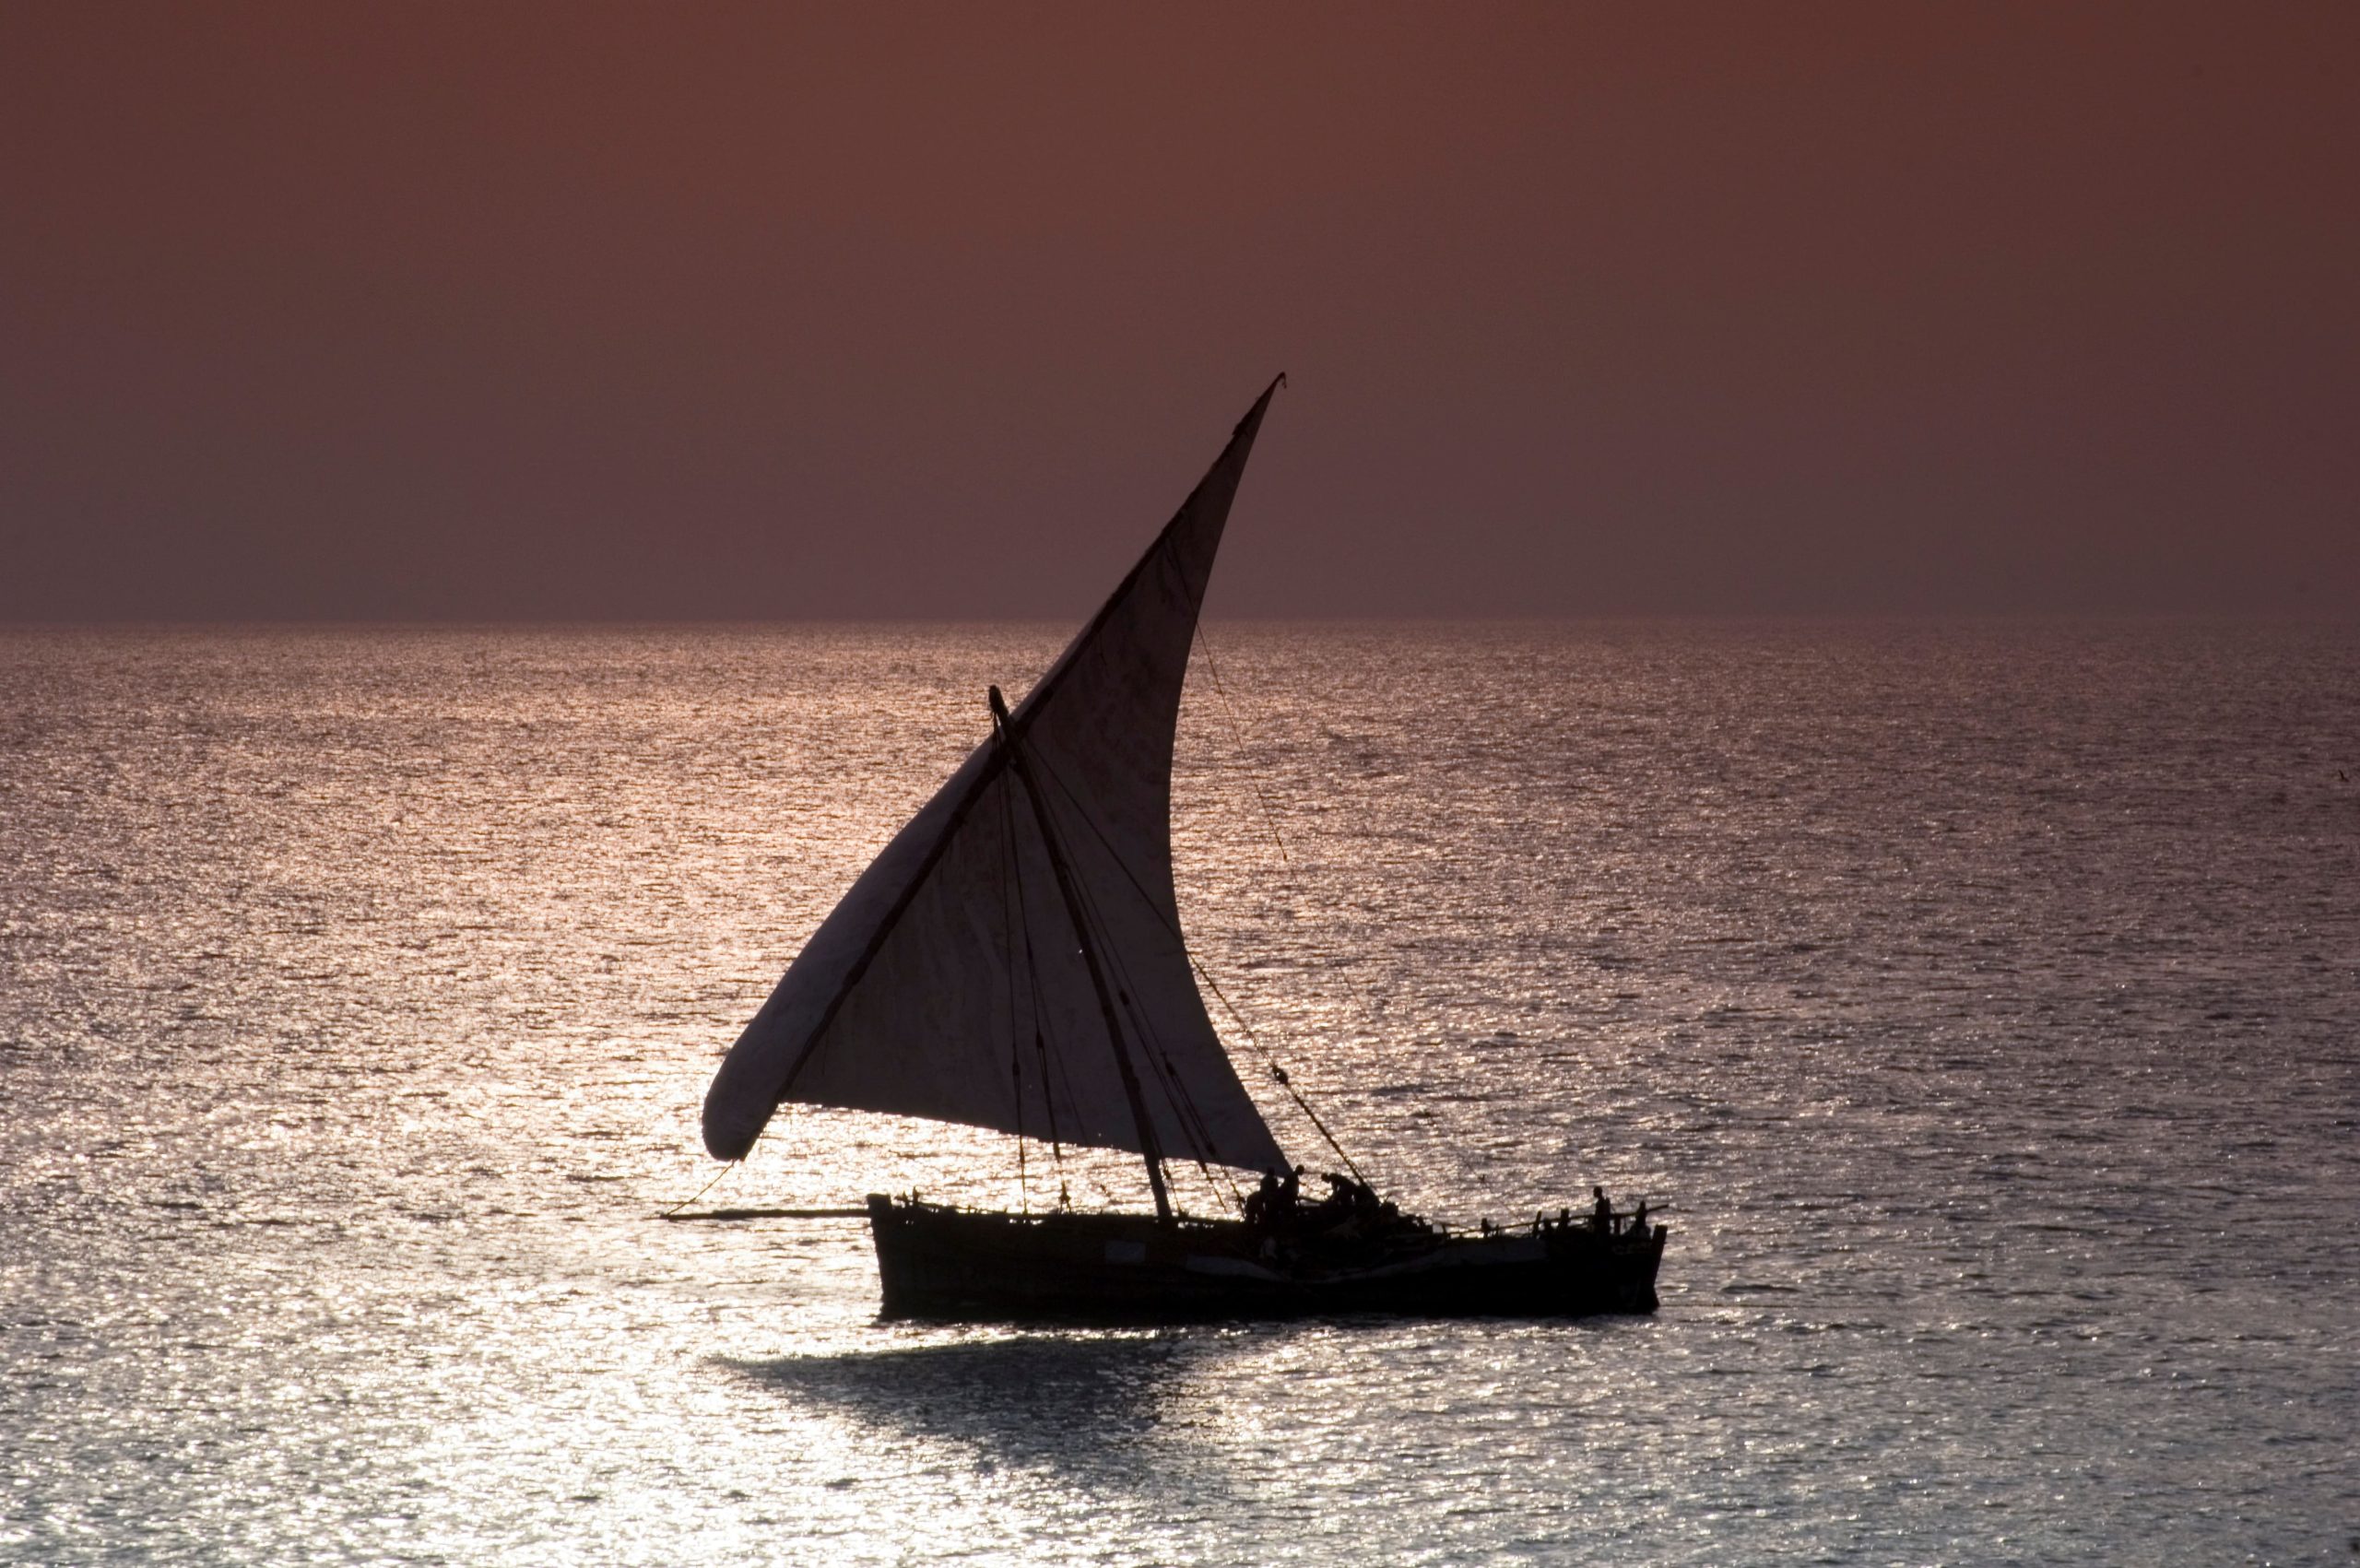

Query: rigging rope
[1188,955,1367,1187]
[661,1157,740,1218]
[997,772,1029,1212]
[1028,741,1369,1188]
[1192,622,1291,868]
[1181,626,1356,1181]
[1033,776,1232,1213]
[998,768,1069,1200]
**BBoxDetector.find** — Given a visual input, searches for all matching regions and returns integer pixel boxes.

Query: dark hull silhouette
[867,1196,1666,1323]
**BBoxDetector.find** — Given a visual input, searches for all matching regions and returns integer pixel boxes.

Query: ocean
[3,621,2354,1565]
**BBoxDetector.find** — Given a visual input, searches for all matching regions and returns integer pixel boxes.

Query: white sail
[702,380,1289,1176]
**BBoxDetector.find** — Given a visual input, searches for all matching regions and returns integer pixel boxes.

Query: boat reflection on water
[724,1333,1231,1497]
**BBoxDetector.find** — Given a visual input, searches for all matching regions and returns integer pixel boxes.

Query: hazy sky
[4,3,2354,620]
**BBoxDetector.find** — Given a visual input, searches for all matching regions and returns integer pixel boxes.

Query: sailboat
[699,375,1666,1322]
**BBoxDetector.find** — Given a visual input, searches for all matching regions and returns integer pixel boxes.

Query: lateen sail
[702,379,1289,1174]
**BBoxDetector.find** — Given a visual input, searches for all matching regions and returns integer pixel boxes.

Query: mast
[990,684,1175,1223]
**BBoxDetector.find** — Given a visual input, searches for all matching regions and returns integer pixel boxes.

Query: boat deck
[866,1196,1666,1323]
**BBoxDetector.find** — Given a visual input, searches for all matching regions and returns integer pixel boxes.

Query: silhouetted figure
[1305,1171,1351,1230]
[1245,1168,1280,1228]
[1630,1199,1648,1240]
[1591,1185,1612,1233]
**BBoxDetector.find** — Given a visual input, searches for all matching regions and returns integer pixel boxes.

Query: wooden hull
[866,1196,1665,1323]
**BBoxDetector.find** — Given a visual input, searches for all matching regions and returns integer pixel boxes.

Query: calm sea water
[3,622,2355,1566]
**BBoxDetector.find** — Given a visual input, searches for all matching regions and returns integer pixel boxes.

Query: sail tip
[701,1120,754,1163]
[1233,372,1286,435]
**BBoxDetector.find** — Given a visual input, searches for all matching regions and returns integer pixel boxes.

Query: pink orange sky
[3,3,2354,619]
